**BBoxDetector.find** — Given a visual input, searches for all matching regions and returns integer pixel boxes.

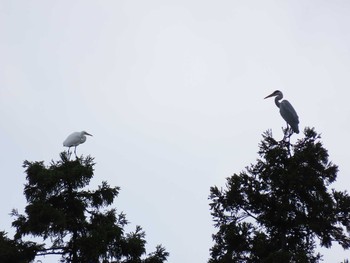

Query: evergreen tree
[209,128,350,263]
[0,230,40,263]
[10,153,168,263]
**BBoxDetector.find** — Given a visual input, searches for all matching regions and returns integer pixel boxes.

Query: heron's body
[63,131,92,156]
[264,90,299,134]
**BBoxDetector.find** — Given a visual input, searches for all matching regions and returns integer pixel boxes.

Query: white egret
[264,90,299,134]
[63,131,92,157]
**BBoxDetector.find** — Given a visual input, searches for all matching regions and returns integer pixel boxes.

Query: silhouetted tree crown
[9,153,168,263]
[0,230,40,263]
[209,128,350,263]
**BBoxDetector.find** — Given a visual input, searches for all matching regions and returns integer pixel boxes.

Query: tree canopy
[8,153,168,263]
[2,128,350,262]
[209,128,350,263]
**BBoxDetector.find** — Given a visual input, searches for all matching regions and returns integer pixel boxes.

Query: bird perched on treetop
[63,131,92,157]
[264,90,299,134]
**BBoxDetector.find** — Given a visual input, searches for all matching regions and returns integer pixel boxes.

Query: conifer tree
[10,153,168,263]
[209,128,350,263]
[0,230,40,263]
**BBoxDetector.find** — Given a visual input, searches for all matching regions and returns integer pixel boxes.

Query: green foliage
[144,245,170,263]
[209,128,350,263]
[0,230,41,263]
[11,152,168,263]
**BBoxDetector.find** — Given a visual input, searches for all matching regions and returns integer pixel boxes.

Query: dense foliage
[7,153,168,263]
[209,128,350,263]
[0,230,40,263]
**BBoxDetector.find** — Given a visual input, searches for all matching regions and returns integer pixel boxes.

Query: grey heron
[264,90,299,134]
[63,131,92,157]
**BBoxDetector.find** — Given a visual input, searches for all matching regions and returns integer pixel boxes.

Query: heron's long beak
[86,132,93,136]
[264,93,275,99]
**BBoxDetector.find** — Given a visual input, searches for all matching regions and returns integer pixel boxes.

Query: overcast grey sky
[1,1,350,262]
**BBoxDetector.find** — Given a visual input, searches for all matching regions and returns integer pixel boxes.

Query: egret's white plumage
[63,131,92,156]
[264,90,299,134]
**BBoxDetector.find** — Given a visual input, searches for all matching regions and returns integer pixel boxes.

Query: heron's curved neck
[275,94,283,108]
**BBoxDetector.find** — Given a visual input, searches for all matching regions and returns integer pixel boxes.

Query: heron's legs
[74,146,77,158]
[283,124,294,140]
[282,124,293,157]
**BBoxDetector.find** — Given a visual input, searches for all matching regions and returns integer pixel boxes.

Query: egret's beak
[85,132,93,136]
[264,93,275,99]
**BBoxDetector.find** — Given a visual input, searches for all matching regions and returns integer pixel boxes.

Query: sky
[1,1,350,262]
